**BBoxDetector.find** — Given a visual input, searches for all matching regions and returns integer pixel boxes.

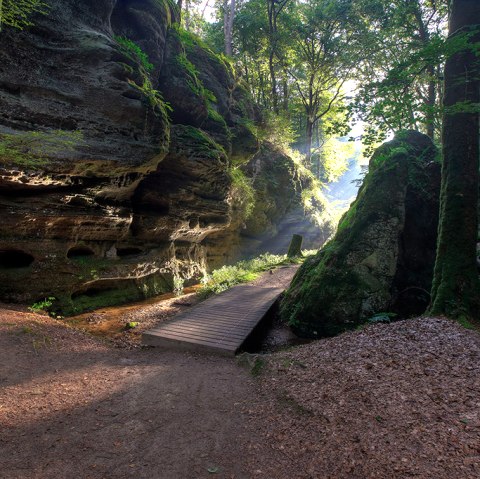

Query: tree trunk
[425,67,436,140]
[282,77,289,111]
[267,0,278,113]
[305,118,313,168]
[224,0,235,56]
[429,0,480,320]
[185,0,190,31]
[269,50,278,114]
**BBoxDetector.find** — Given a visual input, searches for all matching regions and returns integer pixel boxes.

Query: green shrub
[28,297,56,313]
[176,52,216,103]
[198,252,308,299]
[1,0,48,31]
[173,276,184,296]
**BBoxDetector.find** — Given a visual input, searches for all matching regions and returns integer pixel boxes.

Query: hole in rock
[116,247,143,257]
[71,287,108,299]
[0,250,34,269]
[67,246,95,259]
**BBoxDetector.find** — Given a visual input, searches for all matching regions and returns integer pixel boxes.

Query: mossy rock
[280,130,441,338]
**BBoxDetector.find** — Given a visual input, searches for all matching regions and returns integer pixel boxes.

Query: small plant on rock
[29,297,56,313]
[173,276,184,296]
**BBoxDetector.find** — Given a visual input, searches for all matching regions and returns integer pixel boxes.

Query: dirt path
[0,267,300,479]
[2,268,480,478]
[0,309,257,478]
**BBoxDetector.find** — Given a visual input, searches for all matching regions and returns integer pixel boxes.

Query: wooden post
[287,234,303,258]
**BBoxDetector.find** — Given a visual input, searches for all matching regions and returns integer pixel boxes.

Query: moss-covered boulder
[280,130,441,338]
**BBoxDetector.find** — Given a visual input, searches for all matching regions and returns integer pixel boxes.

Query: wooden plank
[156,324,247,341]
[168,316,249,328]
[145,329,239,349]
[145,329,239,348]
[165,322,251,336]
[142,267,297,355]
[142,334,237,356]
[171,316,253,328]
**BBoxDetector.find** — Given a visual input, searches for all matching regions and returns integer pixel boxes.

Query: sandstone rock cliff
[280,131,441,338]
[0,0,321,313]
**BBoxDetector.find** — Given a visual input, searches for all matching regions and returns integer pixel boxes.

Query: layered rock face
[280,131,441,338]
[240,144,325,257]
[0,0,319,313]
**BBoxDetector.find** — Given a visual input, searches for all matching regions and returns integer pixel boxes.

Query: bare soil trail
[0,267,300,479]
[1,269,480,478]
[0,308,257,479]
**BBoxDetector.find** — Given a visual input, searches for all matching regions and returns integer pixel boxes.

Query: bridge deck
[142,267,297,355]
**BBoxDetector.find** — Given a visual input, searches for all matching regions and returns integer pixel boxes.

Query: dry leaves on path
[247,317,480,479]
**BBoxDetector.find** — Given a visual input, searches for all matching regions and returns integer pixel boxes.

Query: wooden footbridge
[142,266,297,355]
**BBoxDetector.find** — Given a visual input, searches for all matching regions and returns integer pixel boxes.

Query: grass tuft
[198,251,315,299]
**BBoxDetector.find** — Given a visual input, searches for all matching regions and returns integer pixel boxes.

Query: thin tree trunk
[315,122,321,178]
[305,118,313,168]
[267,0,278,113]
[425,67,436,140]
[269,51,278,114]
[429,0,480,319]
[224,0,235,56]
[282,77,289,111]
[185,0,190,31]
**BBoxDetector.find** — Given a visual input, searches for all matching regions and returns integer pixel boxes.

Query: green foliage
[0,130,84,169]
[291,151,346,240]
[250,357,267,377]
[115,35,172,121]
[176,52,216,102]
[347,0,449,144]
[316,137,354,183]
[173,276,184,296]
[173,23,234,74]
[0,0,48,31]
[457,316,475,330]
[179,125,227,159]
[114,36,154,73]
[198,253,303,299]
[128,76,173,120]
[208,107,226,125]
[229,167,255,220]
[174,22,209,52]
[125,321,139,330]
[29,297,56,313]
[256,113,297,151]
